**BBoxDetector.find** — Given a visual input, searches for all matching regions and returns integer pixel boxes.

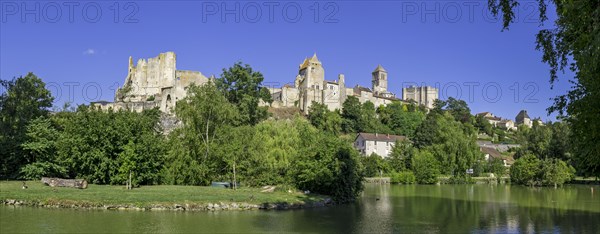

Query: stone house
[354,133,408,158]
[476,112,502,127]
[497,119,517,131]
[481,147,511,167]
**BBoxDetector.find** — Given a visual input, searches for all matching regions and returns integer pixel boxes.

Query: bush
[391,171,416,184]
[510,154,541,186]
[510,154,575,187]
[292,137,364,203]
[362,153,388,177]
[486,158,507,177]
[412,150,440,184]
[447,175,474,184]
[541,158,575,187]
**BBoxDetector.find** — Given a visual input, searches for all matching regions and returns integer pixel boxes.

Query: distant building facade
[476,112,502,127]
[515,110,532,128]
[95,52,440,114]
[402,86,439,109]
[476,112,517,131]
[354,133,408,158]
[498,119,517,131]
[267,54,424,114]
[481,147,512,167]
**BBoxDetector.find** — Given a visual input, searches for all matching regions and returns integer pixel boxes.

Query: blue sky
[1,0,573,121]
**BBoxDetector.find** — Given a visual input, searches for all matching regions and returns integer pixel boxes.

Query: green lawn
[0,181,327,207]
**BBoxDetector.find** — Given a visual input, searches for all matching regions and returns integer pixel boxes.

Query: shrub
[510,154,541,186]
[391,171,416,184]
[412,150,440,184]
[510,154,575,187]
[541,158,575,187]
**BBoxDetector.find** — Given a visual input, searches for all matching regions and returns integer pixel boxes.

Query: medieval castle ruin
[93,52,439,113]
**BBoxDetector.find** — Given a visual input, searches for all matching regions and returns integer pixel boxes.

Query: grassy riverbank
[0,181,330,211]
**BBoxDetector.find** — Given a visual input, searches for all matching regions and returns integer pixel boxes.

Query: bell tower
[372,64,388,95]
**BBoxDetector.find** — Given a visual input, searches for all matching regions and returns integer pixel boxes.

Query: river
[1,184,599,233]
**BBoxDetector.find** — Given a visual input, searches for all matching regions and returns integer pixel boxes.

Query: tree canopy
[488,0,600,177]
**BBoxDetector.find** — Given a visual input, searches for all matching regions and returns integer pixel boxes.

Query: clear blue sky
[1,0,573,121]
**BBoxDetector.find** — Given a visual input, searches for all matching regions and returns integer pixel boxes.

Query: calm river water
[1,184,599,233]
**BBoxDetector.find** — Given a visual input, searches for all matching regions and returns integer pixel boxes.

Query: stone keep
[96,52,210,113]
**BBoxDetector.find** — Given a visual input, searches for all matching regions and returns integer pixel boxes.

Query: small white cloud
[83,49,96,55]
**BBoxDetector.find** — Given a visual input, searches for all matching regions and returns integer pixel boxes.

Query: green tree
[378,102,425,138]
[541,158,574,188]
[486,158,507,177]
[387,140,415,172]
[175,83,237,160]
[291,127,364,203]
[164,83,237,185]
[445,97,472,123]
[117,141,137,189]
[341,96,362,133]
[216,62,272,125]
[488,0,600,177]
[525,122,552,158]
[213,125,256,189]
[245,118,307,186]
[19,117,66,179]
[361,153,388,177]
[475,114,493,136]
[0,73,54,178]
[547,121,571,161]
[308,101,342,134]
[54,106,165,185]
[510,154,542,186]
[414,112,482,177]
[412,150,440,184]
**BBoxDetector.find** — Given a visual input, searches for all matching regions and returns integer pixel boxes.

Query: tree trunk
[205,117,210,159]
[233,160,237,190]
[128,171,132,190]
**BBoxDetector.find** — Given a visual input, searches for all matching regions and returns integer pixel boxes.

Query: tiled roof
[481,147,503,159]
[356,132,408,142]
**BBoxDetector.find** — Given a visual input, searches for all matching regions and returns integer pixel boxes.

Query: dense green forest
[0,62,590,203]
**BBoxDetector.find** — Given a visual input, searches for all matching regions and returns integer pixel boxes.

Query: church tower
[372,64,388,95]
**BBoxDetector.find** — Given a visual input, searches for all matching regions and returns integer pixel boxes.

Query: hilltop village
[93,52,543,163]
[93,52,439,113]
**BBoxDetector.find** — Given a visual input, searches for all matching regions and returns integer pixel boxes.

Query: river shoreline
[0,181,333,212]
[1,198,334,211]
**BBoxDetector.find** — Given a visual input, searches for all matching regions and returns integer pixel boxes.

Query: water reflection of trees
[379,184,599,233]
